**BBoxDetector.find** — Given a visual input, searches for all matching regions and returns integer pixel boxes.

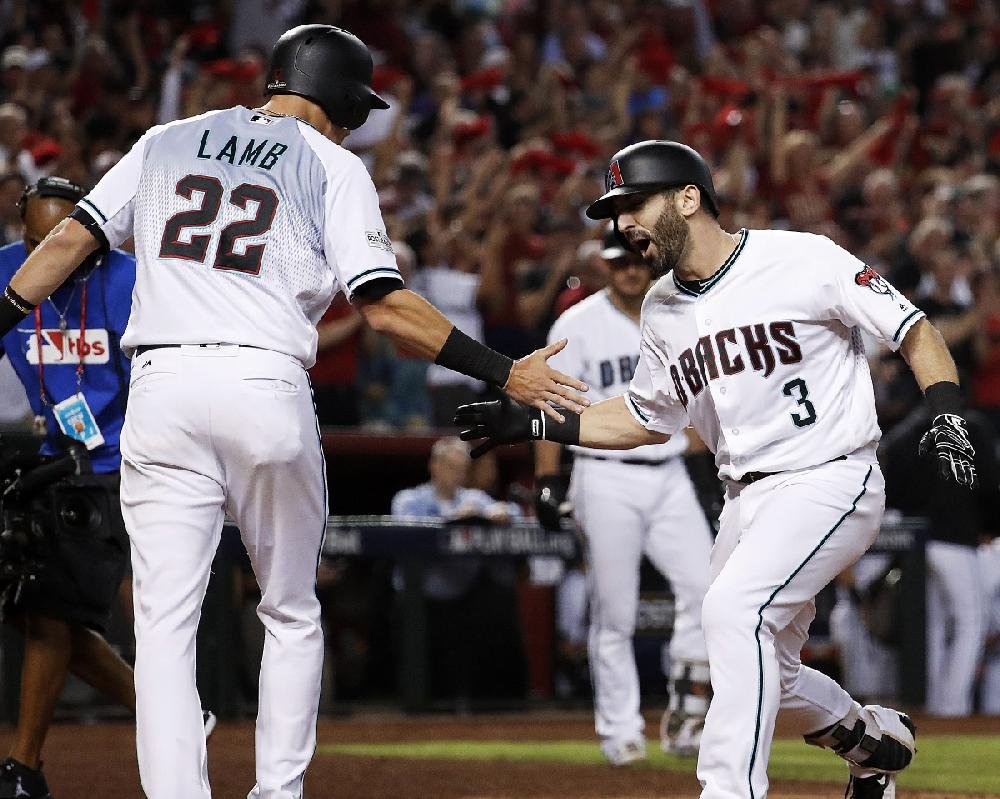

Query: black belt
[577,454,670,467]
[135,343,264,357]
[739,455,847,485]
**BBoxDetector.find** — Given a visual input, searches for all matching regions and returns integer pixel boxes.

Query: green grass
[319,735,1000,795]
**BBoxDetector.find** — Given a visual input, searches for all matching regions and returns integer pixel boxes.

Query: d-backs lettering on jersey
[668,320,802,406]
[548,290,687,461]
[625,230,925,480]
[71,107,401,368]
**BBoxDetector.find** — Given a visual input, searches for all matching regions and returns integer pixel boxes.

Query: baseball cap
[1,46,27,71]
[600,225,629,261]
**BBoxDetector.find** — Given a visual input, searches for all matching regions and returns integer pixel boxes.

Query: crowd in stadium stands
[0,0,995,434]
[0,0,997,708]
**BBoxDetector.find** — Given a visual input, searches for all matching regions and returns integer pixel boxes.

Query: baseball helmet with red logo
[586,140,719,220]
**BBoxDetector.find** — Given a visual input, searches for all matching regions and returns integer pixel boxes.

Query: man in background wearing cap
[535,226,714,765]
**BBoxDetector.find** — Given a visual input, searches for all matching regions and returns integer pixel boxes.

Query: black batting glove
[535,474,572,532]
[455,397,581,458]
[454,397,537,458]
[919,413,977,488]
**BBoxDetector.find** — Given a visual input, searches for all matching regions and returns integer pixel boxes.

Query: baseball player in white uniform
[534,229,713,765]
[456,140,978,799]
[0,26,588,799]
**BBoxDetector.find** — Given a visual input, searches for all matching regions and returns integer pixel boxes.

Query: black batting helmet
[586,140,719,220]
[265,25,389,131]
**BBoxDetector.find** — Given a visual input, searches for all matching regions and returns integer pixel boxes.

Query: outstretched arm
[456,394,667,458]
[898,317,959,390]
[577,395,668,449]
[0,218,98,333]
[899,318,976,487]
[357,287,589,420]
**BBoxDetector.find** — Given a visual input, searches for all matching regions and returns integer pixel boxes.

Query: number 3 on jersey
[782,377,817,427]
[159,174,278,275]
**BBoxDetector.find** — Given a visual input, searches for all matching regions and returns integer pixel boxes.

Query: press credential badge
[52,392,105,449]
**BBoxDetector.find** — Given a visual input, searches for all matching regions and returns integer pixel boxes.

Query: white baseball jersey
[548,289,685,461]
[625,229,925,481]
[72,106,400,367]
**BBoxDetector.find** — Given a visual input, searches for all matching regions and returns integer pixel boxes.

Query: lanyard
[34,281,87,407]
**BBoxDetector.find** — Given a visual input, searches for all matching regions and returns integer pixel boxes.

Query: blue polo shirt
[0,242,135,473]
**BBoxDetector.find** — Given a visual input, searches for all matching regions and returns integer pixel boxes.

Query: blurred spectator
[390,437,527,707]
[309,296,364,427]
[0,171,25,245]
[0,104,40,183]
[410,230,488,428]
[554,231,612,317]
[375,241,430,429]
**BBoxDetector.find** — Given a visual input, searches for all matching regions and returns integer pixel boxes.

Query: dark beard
[648,203,689,278]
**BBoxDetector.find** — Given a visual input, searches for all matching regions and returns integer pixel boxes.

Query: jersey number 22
[159,174,278,275]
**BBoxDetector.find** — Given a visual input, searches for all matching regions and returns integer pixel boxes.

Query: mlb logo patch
[24,329,110,365]
[606,160,624,191]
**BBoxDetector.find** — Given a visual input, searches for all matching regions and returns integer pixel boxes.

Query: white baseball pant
[828,554,898,701]
[569,456,712,744]
[696,449,885,799]
[120,345,327,799]
[924,540,985,716]
[978,540,1000,713]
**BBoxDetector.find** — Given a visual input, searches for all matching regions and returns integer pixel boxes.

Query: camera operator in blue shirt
[0,177,136,798]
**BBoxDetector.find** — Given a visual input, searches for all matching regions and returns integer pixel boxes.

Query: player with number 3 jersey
[456,140,977,799]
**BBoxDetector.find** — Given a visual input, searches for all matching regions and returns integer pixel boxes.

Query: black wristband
[435,327,514,387]
[924,381,963,418]
[0,286,34,337]
[534,408,581,446]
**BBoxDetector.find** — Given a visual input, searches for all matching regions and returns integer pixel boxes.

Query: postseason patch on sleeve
[365,230,394,253]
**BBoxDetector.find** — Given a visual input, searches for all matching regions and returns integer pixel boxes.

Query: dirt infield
[5,711,996,798]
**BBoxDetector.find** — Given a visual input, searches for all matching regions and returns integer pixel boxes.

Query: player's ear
[677,184,701,218]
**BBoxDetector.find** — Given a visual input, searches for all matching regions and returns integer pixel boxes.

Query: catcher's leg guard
[804,704,916,773]
[660,660,711,756]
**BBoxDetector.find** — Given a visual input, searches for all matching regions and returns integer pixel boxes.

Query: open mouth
[629,234,651,257]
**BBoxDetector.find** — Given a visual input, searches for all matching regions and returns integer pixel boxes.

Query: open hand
[503,339,589,422]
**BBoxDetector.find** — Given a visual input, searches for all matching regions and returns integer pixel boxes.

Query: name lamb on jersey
[671,320,801,407]
[196,130,288,171]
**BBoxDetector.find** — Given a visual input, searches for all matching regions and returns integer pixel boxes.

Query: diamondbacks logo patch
[854,265,894,297]
[606,160,624,192]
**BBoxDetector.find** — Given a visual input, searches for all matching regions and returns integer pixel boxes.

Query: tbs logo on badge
[25,329,110,365]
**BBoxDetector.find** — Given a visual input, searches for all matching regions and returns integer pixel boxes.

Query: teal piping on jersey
[892,310,924,343]
[346,266,403,290]
[626,393,650,423]
[78,197,108,224]
[746,463,873,799]
[673,228,749,297]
